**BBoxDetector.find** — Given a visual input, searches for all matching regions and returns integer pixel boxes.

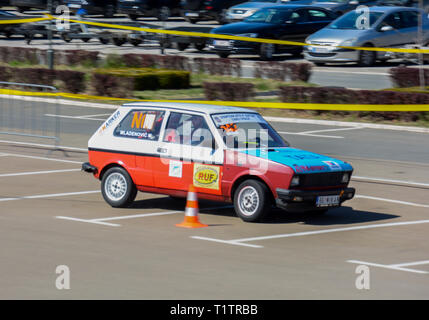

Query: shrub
[254,61,312,82]
[55,70,86,93]
[10,68,56,87]
[193,57,241,76]
[91,73,133,98]
[0,66,12,82]
[389,66,429,88]
[203,82,254,101]
[93,68,190,92]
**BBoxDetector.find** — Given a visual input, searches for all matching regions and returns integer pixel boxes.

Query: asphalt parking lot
[1,99,429,299]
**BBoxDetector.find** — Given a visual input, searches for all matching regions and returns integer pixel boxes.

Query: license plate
[316,195,340,207]
[214,40,230,47]
[68,4,81,8]
[311,46,330,53]
[185,12,199,17]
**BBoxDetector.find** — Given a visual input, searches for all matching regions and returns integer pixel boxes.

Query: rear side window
[114,109,165,140]
[307,9,329,21]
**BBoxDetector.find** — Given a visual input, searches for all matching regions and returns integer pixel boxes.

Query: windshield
[329,11,383,29]
[211,113,288,149]
[244,8,291,24]
[249,0,278,2]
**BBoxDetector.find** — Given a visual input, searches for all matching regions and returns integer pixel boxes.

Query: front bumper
[208,39,259,55]
[182,10,218,21]
[275,187,355,212]
[304,47,359,63]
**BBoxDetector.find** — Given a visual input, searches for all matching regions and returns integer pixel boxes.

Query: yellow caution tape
[1,88,429,111]
[0,17,52,24]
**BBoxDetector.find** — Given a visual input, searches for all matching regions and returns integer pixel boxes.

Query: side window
[114,109,165,141]
[381,12,403,29]
[401,11,418,28]
[163,112,215,148]
[290,10,307,23]
[307,9,329,22]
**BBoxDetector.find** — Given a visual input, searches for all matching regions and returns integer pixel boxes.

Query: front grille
[297,172,346,189]
[308,52,336,57]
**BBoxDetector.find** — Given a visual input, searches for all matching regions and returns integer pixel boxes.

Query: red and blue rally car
[82,103,355,222]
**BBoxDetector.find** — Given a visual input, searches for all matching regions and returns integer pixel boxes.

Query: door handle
[157,147,167,154]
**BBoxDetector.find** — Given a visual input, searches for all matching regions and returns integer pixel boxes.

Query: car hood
[307,2,342,9]
[212,22,275,34]
[308,27,369,44]
[240,147,353,173]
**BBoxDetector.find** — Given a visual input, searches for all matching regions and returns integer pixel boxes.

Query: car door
[112,108,166,188]
[373,11,415,47]
[277,9,311,52]
[151,111,225,195]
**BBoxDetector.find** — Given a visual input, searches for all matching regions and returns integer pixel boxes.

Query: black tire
[101,167,137,208]
[176,42,189,51]
[104,5,115,18]
[113,38,126,46]
[218,52,230,59]
[130,39,142,47]
[259,43,275,61]
[81,37,91,43]
[314,62,325,66]
[129,14,139,21]
[99,37,110,45]
[194,43,205,51]
[17,7,29,13]
[290,49,303,58]
[61,34,71,43]
[157,6,171,21]
[187,18,198,24]
[233,180,272,222]
[358,44,376,67]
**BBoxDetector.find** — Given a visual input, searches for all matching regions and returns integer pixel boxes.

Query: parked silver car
[304,6,429,66]
[226,0,298,22]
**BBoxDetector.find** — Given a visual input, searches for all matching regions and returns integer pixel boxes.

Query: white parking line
[0,139,87,152]
[45,114,106,121]
[355,195,429,208]
[278,131,344,139]
[347,260,429,274]
[0,152,83,164]
[0,168,80,177]
[192,219,429,248]
[55,216,120,227]
[298,127,363,135]
[79,113,111,119]
[0,190,99,202]
[352,176,429,188]
[92,210,181,222]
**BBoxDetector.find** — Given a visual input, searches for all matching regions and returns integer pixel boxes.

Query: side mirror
[380,25,394,32]
[349,0,359,4]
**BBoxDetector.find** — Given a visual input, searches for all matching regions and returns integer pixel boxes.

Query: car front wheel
[358,44,376,67]
[101,167,137,208]
[260,43,275,60]
[234,180,271,222]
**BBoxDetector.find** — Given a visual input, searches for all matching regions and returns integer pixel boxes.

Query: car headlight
[341,173,350,184]
[340,39,357,47]
[305,37,312,44]
[290,176,300,187]
[236,33,258,38]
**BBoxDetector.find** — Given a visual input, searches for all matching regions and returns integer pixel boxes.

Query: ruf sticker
[193,164,220,190]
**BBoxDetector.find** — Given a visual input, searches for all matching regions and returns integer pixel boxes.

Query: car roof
[367,6,421,13]
[122,102,258,115]
[259,4,329,10]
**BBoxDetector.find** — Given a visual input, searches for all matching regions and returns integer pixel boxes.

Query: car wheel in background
[194,43,206,51]
[158,6,171,21]
[217,52,230,58]
[234,180,272,222]
[260,43,275,60]
[17,7,30,13]
[104,5,115,18]
[358,44,376,67]
[99,37,110,44]
[113,37,126,46]
[314,62,325,66]
[176,42,190,51]
[129,14,139,21]
[101,167,137,208]
[186,18,198,24]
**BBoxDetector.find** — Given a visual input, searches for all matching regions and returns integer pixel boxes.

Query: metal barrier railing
[0,81,64,154]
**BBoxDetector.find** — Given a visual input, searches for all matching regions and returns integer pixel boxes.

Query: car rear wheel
[176,42,189,51]
[194,43,206,51]
[234,180,272,222]
[260,43,275,61]
[104,5,115,18]
[129,14,139,21]
[358,44,376,67]
[218,52,230,58]
[217,9,228,25]
[101,167,137,208]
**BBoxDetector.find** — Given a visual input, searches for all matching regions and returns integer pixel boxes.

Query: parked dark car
[0,9,49,38]
[209,4,336,59]
[64,0,118,17]
[181,0,248,24]
[294,0,380,16]
[10,0,63,13]
[0,1,11,7]
[117,0,182,21]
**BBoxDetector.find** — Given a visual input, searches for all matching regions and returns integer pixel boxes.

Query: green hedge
[93,68,190,91]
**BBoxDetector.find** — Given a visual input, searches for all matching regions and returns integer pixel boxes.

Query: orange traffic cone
[176,185,208,228]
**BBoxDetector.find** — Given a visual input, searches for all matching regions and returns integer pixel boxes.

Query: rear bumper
[275,187,355,212]
[82,162,98,174]
[182,10,218,21]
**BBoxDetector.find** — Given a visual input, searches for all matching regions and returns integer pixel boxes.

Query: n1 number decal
[193,164,220,190]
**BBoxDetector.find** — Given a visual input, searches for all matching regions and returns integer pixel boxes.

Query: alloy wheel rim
[238,186,260,216]
[105,173,127,201]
